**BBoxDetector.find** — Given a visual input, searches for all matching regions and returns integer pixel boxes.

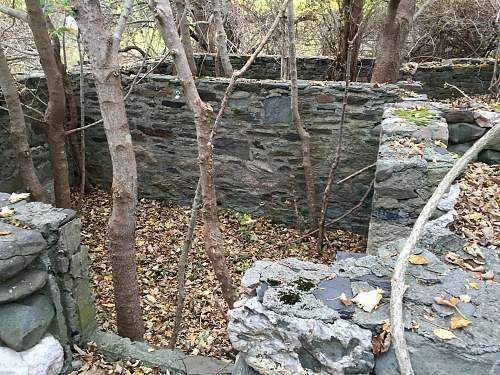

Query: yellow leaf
[352,288,384,312]
[8,192,30,203]
[104,275,113,281]
[459,294,471,303]
[450,316,471,329]
[466,212,482,220]
[146,294,157,303]
[409,255,429,265]
[468,281,479,290]
[433,328,456,340]
[0,207,14,218]
[0,230,11,236]
[136,239,146,247]
[434,296,458,307]
[102,303,115,308]
[340,292,353,306]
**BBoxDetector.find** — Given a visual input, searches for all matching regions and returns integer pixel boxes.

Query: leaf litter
[76,189,365,364]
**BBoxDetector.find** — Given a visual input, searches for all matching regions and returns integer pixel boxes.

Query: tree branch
[113,0,135,52]
[0,4,28,22]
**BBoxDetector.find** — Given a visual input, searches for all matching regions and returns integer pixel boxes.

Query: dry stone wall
[0,193,96,374]
[82,76,399,234]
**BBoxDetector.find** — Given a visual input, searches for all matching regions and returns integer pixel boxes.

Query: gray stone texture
[0,294,55,351]
[0,269,47,304]
[367,101,455,253]
[0,221,47,281]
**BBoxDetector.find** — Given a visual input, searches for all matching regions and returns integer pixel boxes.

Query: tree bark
[336,0,363,81]
[25,0,71,208]
[213,0,233,77]
[390,122,500,375]
[46,17,90,194]
[287,0,317,230]
[73,0,145,341]
[371,0,416,83]
[175,0,197,75]
[0,45,47,202]
[148,0,236,308]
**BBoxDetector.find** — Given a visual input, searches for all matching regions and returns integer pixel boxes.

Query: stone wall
[136,54,495,98]
[83,75,399,234]
[366,102,499,253]
[0,192,96,373]
[366,102,455,252]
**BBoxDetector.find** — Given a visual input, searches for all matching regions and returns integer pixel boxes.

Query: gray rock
[444,109,475,123]
[91,330,186,374]
[185,355,233,374]
[0,334,64,375]
[448,123,486,143]
[486,133,500,152]
[437,184,460,212]
[0,294,55,351]
[447,142,473,155]
[0,269,48,304]
[263,96,291,124]
[232,355,259,375]
[474,110,499,128]
[228,297,374,375]
[478,149,500,164]
[0,222,47,281]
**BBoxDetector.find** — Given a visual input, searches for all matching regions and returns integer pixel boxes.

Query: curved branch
[0,4,27,22]
[390,122,500,375]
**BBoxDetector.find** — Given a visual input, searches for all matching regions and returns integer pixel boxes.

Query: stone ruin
[0,55,499,374]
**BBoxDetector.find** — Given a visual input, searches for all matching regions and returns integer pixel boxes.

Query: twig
[78,34,86,209]
[0,105,43,122]
[443,82,474,102]
[113,0,135,52]
[390,123,500,375]
[335,163,375,185]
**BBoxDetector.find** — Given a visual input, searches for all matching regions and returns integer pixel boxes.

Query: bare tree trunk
[25,0,71,208]
[168,182,201,348]
[46,17,90,194]
[0,45,47,202]
[371,0,416,83]
[78,35,86,209]
[391,123,500,375]
[287,0,317,230]
[317,41,353,252]
[213,0,233,77]
[336,0,363,81]
[148,0,236,308]
[175,0,197,75]
[73,0,145,341]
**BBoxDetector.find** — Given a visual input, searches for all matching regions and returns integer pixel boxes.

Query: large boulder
[448,123,486,144]
[0,222,46,281]
[0,294,55,351]
[228,259,374,375]
[0,334,64,375]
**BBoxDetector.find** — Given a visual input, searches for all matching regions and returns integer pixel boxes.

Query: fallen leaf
[468,281,479,290]
[434,296,458,307]
[481,270,494,280]
[459,294,471,303]
[463,241,484,259]
[450,316,471,329]
[8,192,30,204]
[409,254,429,265]
[0,230,11,236]
[0,207,14,218]
[352,288,384,312]
[339,292,353,306]
[433,328,457,340]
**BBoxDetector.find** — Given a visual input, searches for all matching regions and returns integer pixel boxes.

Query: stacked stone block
[0,193,96,374]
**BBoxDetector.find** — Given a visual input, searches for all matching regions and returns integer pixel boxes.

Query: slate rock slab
[0,294,55,351]
[448,123,486,143]
[478,149,500,165]
[312,277,355,318]
[0,269,48,304]
[0,222,46,281]
[0,334,63,375]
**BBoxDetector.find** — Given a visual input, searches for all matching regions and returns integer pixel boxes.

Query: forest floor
[70,162,498,374]
[76,190,365,357]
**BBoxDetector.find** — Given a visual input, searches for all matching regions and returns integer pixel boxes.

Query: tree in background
[148,0,236,308]
[371,0,416,83]
[73,0,145,340]
[25,0,72,207]
[0,45,47,202]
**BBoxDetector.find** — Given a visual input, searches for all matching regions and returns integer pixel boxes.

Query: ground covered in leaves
[450,163,499,246]
[78,190,365,361]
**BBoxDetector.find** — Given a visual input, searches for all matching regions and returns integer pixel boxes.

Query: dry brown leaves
[451,163,499,246]
[77,190,365,361]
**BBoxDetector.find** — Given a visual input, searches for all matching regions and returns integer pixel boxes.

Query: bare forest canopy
[1,0,498,73]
